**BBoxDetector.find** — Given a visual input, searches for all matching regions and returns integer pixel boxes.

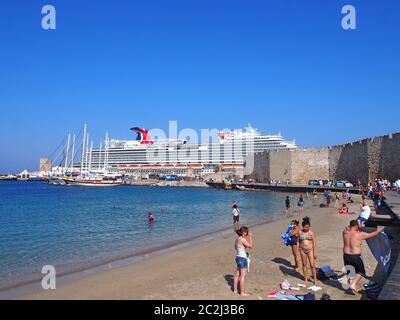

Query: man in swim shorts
[342,220,383,294]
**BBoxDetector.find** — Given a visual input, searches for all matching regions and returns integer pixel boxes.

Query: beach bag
[281,224,294,246]
[321,293,331,300]
[295,292,315,300]
[364,281,382,300]
[317,265,335,280]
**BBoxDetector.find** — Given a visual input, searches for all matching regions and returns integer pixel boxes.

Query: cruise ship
[80,125,297,176]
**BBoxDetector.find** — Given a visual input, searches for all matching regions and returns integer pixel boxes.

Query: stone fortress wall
[245,132,400,185]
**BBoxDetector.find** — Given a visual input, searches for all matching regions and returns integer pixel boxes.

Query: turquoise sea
[0,181,290,290]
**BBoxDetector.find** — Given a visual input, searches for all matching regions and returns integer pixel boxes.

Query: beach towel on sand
[360,227,391,275]
[267,291,315,300]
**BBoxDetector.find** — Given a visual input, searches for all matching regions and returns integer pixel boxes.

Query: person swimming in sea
[147,212,156,222]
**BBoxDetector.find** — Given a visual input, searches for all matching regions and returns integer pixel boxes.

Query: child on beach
[233,226,253,297]
[334,193,340,207]
[357,202,371,227]
[338,203,353,214]
[232,204,240,224]
[297,195,304,215]
[297,217,318,287]
[326,194,331,207]
[347,194,354,203]
[285,196,291,216]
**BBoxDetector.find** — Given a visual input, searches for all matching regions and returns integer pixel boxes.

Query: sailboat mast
[89,141,93,172]
[81,124,87,174]
[104,132,109,172]
[98,141,102,171]
[85,132,90,173]
[70,133,76,171]
[64,133,71,174]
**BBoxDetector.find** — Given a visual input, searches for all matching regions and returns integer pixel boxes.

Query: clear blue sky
[0,0,399,172]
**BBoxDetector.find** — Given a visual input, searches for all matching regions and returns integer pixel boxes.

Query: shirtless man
[342,220,384,294]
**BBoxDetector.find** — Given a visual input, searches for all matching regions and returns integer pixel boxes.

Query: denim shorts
[235,256,248,269]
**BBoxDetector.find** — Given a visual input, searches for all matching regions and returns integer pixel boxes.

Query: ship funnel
[130,127,154,144]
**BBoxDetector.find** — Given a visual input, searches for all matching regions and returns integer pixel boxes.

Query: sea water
[0,180,290,290]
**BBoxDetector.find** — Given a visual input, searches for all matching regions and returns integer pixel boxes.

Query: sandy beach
[21,193,394,300]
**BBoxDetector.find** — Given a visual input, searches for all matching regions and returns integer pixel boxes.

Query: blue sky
[0,0,399,172]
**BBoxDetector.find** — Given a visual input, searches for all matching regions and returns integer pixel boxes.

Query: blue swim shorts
[235,256,248,269]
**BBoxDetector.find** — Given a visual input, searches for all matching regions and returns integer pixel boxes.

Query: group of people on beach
[287,217,318,287]
[231,185,386,297]
[231,201,253,296]
[285,194,305,216]
[286,191,383,295]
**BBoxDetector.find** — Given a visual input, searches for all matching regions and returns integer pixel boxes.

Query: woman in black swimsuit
[289,220,300,272]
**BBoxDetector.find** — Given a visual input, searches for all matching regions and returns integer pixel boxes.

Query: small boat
[63,175,123,187]
[235,185,247,191]
[0,174,17,181]
[17,170,30,181]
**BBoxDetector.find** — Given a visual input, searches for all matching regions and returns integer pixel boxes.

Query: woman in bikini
[297,217,318,286]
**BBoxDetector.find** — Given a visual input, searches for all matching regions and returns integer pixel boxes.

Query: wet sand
[21,194,388,300]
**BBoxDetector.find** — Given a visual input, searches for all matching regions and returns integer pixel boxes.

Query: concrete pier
[206,181,360,193]
[379,191,400,300]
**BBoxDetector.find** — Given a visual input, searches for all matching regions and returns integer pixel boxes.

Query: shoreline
[0,210,285,300]
[18,193,399,300]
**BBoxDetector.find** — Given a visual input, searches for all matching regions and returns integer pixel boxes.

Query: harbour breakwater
[245,132,400,185]
[126,180,209,188]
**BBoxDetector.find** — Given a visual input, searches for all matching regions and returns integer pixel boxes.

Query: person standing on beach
[233,226,253,297]
[285,196,291,216]
[289,220,301,272]
[343,221,383,294]
[326,193,331,207]
[395,178,400,193]
[297,195,304,215]
[297,217,318,286]
[232,204,240,225]
[312,189,318,204]
[334,192,340,207]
